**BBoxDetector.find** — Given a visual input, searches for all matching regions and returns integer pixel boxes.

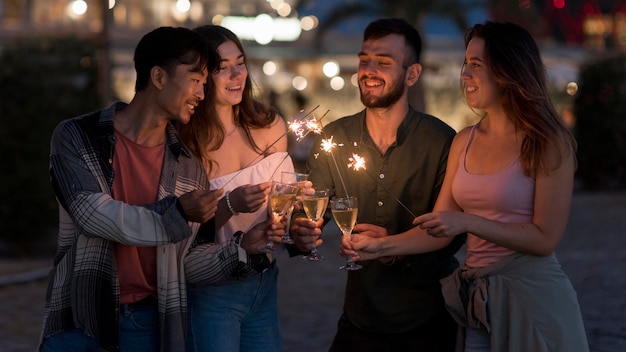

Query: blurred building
[0,0,611,133]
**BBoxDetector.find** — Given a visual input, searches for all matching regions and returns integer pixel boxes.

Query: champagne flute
[261,182,297,253]
[331,196,362,270]
[301,188,329,261]
[280,171,309,244]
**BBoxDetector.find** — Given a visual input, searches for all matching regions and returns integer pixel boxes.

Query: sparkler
[347,152,417,218]
[219,105,323,188]
[288,111,323,141]
[267,110,328,181]
[319,135,350,197]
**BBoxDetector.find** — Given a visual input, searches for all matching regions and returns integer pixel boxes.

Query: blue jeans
[187,262,281,352]
[40,300,159,352]
[465,328,490,352]
[119,300,160,351]
[40,328,99,351]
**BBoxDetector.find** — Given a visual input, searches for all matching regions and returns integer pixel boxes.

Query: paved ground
[1,191,624,352]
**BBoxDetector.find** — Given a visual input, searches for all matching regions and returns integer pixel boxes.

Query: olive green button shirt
[307,107,465,333]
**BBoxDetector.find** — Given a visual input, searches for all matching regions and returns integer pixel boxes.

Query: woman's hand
[229,182,272,214]
[413,211,467,238]
[242,215,286,254]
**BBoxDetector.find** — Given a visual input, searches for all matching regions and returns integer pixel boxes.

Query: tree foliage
[0,35,101,255]
[574,54,626,190]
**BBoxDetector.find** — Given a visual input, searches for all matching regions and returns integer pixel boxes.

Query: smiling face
[212,40,248,109]
[357,34,410,108]
[461,37,501,113]
[159,62,207,124]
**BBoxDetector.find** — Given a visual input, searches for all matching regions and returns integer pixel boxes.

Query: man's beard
[359,75,404,108]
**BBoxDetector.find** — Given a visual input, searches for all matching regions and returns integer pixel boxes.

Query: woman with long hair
[177,25,293,352]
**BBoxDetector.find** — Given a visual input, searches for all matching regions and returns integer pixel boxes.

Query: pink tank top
[451,125,535,268]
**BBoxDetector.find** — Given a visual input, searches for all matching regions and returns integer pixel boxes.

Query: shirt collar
[358,106,416,148]
[98,101,192,159]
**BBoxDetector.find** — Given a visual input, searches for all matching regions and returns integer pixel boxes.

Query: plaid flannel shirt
[42,102,254,352]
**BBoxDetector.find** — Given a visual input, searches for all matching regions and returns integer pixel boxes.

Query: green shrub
[0,36,101,255]
[574,54,626,190]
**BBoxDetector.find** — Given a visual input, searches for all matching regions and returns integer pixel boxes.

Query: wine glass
[280,171,309,245]
[330,196,362,270]
[301,188,329,261]
[261,182,297,253]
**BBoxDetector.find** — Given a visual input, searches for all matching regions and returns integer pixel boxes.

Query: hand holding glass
[261,182,297,253]
[302,188,329,261]
[331,196,362,270]
[280,171,309,244]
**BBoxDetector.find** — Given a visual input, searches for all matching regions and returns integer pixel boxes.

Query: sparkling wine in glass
[302,188,329,261]
[331,196,362,270]
[280,171,309,244]
[261,182,297,253]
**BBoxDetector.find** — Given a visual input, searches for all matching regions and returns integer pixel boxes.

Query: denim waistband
[121,295,157,312]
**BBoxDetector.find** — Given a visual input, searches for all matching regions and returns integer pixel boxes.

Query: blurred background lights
[189,1,204,22]
[292,76,308,91]
[322,61,339,77]
[553,0,566,9]
[270,0,283,10]
[567,81,579,95]
[263,61,277,76]
[212,14,224,25]
[222,15,301,44]
[277,3,292,17]
[253,14,274,45]
[300,16,318,31]
[70,0,87,16]
[176,0,191,13]
[351,73,359,87]
[330,76,345,91]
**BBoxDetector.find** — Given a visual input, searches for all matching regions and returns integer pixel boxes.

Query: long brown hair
[177,25,277,173]
[463,21,576,176]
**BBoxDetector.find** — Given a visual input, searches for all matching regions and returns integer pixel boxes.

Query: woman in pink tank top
[343,21,588,351]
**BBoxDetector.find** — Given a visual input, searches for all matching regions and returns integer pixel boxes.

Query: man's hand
[178,189,224,223]
[241,215,286,254]
[289,217,323,252]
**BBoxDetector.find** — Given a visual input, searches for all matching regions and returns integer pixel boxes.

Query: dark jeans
[329,309,457,352]
[40,297,159,352]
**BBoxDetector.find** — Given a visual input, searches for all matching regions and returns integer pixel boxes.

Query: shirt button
[377,201,383,206]
[379,173,385,179]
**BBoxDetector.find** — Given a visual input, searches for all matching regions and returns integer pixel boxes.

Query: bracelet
[225,191,239,216]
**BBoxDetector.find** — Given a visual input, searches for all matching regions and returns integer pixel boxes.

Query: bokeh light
[322,61,339,77]
[330,76,345,91]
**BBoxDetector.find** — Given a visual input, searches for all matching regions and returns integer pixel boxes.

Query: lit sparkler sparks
[320,135,337,153]
[347,153,366,171]
[221,105,326,188]
[267,110,328,180]
[288,112,323,141]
